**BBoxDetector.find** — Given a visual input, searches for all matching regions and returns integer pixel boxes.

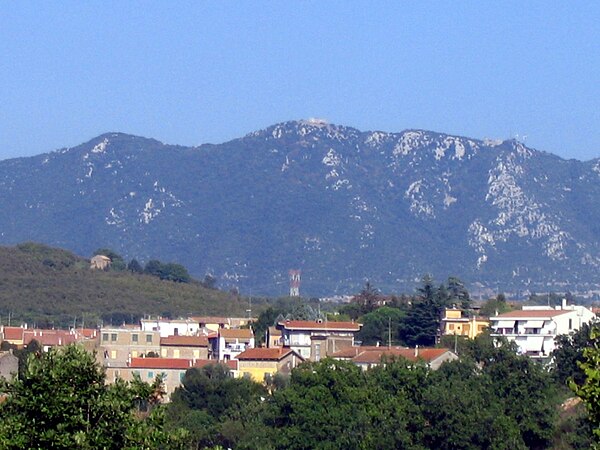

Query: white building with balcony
[276,320,362,361]
[490,300,595,362]
[216,328,255,361]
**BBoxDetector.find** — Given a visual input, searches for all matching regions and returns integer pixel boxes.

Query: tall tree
[447,276,471,311]
[0,345,185,449]
[570,326,600,446]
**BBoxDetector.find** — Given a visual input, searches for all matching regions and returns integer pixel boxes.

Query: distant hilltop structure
[90,255,111,270]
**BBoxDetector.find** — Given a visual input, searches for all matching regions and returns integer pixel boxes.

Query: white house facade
[490,300,595,362]
[140,318,200,338]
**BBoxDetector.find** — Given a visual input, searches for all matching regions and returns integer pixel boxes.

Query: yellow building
[236,347,304,383]
[441,309,489,339]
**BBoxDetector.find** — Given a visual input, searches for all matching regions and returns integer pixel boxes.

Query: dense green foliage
[168,364,269,449]
[166,334,563,450]
[0,243,251,327]
[553,323,597,387]
[0,345,185,449]
[570,327,600,447]
[144,259,192,283]
[356,306,405,345]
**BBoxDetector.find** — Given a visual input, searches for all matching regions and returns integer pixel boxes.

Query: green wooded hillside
[0,243,249,327]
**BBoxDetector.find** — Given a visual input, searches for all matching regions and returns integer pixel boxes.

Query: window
[148,371,154,379]
[102,333,109,342]
[569,319,573,330]
[110,350,117,359]
[146,334,153,343]
[315,343,321,361]
[180,372,185,381]
[111,333,117,342]
[174,327,179,336]
[173,349,180,358]
[132,334,138,343]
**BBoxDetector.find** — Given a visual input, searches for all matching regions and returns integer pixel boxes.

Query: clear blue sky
[1,2,599,160]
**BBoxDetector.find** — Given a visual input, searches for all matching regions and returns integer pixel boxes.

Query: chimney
[562,298,568,310]
[414,345,419,357]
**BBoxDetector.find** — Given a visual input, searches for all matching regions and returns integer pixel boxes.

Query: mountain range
[2,119,600,297]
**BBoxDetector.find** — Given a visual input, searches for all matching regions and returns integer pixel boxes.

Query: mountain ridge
[1,120,599,297]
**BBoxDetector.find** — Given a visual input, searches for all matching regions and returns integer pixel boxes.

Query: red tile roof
[236,347,300,361]
[24,330,77,347]
[129,357,194,369]
[160,335,208,347]
[2,327,24,341]
[492,309,571,319]
[352,347,452,364]
[76,328,99,339]
[219,328,254,339]
[279,320,361,331]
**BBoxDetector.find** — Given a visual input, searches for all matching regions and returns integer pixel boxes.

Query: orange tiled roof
[160,335,208,347]
[129,357,194,369]
[492,309,571,319]
[76,328,99,339]
[279,320,361,331]
[24,329,78,347]
[219,328,254,339]
[2,327,24,341]
[236,347,298,361]
[352,347,452,364]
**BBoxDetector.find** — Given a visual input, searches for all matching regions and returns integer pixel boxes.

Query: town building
[440,308,489,339]
[90,254,111,270]
[236,347,304,383]
[267,326,282,348]
[160,335,209,359]
[215,328,255,361]
[140,318,201,338]
[99,327,161,367]
[0,351,18,380]
[105,358,238,398]
[489,300,596,362]
[331,346,458,371]
[277,320,362,361]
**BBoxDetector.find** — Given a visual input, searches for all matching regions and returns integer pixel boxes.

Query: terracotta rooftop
[236,347,300,361]
[160,335,208,347]
[24,330,77,347]
[219,328,254,339]
[278,320,361,331]
[2,327,24,341]
[352,347,452,364]
[492,309,572,319]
